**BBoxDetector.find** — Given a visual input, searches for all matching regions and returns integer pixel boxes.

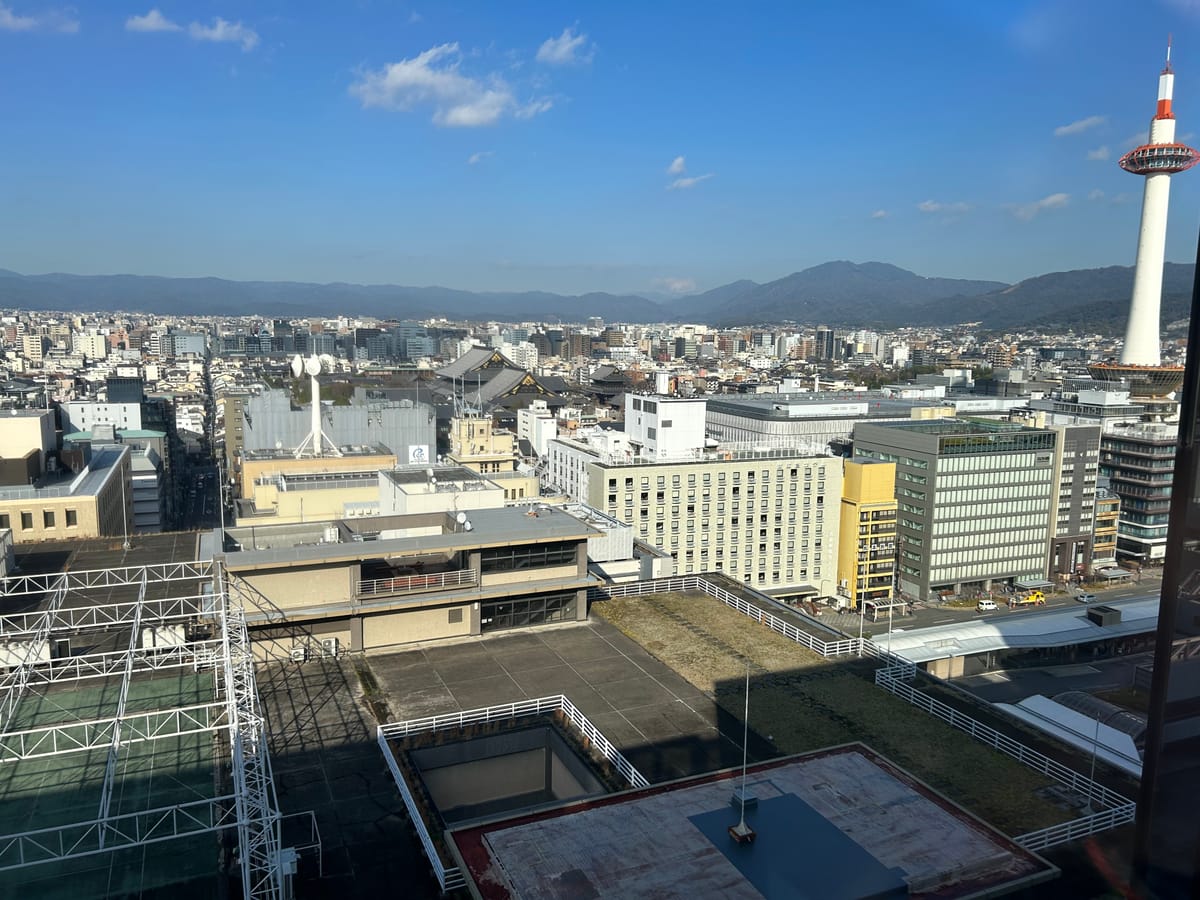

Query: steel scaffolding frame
[0,561,214,598]
[0,561,286,898]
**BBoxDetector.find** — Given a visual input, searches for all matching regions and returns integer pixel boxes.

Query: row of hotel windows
[903,512,1049,534]
[930,529,1047,553]
[637,520,823,537]
[930,563,1044,581]
[649,538,823,567]
[938,452,1050,471]
[608,466,831,489]
[938,471,1054,488]
[627,503,825,521]
[0,510,79,530]
[612,494,824,511]
[860,450,929,470]
[934,487,1052,504]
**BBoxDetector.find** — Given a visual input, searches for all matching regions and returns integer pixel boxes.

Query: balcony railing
[357,568,477,598]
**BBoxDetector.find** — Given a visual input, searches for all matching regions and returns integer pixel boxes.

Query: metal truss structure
[0,560,288,899]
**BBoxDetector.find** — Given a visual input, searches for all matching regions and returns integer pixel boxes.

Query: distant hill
[0,271,667,323]
[915,263,1196,332]
[0,261,1193,331]
[703,261,1007,326]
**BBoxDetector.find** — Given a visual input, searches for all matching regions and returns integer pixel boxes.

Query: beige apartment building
[548,437,843,595]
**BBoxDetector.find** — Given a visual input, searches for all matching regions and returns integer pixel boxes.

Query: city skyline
[2,1,1199,296]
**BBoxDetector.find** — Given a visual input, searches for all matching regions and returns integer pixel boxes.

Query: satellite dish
[304,355,321,376]
[463,521,473,531]
[456,512,467,524]
[291,354,303,378]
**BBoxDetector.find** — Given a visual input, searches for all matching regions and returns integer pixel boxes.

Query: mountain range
[0,261,1194,333]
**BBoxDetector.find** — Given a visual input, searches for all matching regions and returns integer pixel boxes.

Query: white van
[976,599,999,612]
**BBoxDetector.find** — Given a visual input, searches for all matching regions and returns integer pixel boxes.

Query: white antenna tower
[291,354,343,459]
[729,660,757,844]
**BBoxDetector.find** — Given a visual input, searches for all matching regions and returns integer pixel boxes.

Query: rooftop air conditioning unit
[323,526,340,543]
[320,637,340,658]
[289,646,308,663]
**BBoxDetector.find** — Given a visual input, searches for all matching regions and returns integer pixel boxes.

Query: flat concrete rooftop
[451,745,1057,900]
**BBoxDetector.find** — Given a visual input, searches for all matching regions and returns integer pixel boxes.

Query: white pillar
[310,374,322,457]
[1121,113,1177,367]
[1121,172,1172,366]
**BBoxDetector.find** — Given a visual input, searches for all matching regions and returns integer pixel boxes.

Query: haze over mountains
[0,261,1194,333]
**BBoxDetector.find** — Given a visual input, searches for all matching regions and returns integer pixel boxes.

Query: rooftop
[220,504,597,567]
[242,442,392,461]
[880,596,1159,664]
[706,391,930,420]
[0,445,127,501]
[451,746,1058,900]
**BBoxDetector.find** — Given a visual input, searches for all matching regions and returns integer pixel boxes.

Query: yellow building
[234,446,397,525]
[0,445,132,544]
[447,413,539,502]
[1092,488,1120,568]
[837,459,898,609]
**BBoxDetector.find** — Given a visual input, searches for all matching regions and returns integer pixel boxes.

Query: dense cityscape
[7,4,1200,900]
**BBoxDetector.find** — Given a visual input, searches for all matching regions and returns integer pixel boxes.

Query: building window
[479,541,577,572]
[0,514,7,529]
[43,510,55,528]
[480,591,576,632]
[20,512,33,530]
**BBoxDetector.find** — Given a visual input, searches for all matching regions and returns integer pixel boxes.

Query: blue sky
[1,0,1199,296]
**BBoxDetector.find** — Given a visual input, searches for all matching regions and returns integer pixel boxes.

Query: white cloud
[1088,189,1105,201]
[408,10,422,24]
[917,199,969,214]
[126,8,180,32]
[467,150,492,165]
[667,173,714,190]
[870,209,888,219]
[667,155,686,175]
[350,43,550,127]
[515,97,553,119]
[189,17,258,51]
[1010,192,1069,221]
[0,3,77,32]
[1086,145,1110,161]
[1054,115,1106,137]
[536,26,592,65]
[653,277,696,294]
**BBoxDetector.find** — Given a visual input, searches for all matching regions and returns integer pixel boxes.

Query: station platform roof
[873,596,1159,664]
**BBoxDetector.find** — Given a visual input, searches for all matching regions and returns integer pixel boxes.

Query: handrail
[378,694,649,893]
[356,568,477,598]
[591,574,1129,851]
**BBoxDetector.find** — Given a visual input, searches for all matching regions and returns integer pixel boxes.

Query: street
[819,570,1163,639]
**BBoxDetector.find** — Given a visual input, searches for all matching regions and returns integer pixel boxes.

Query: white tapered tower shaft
[311,372,323,455]
[1119,43,1199,365]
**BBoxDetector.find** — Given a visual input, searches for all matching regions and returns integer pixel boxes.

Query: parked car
[1075,592,1097,603]
[977,599,999,612]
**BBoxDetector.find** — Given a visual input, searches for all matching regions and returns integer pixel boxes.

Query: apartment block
[548,435,842,595]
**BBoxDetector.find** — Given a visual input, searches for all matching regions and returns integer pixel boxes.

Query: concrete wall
[481,563,580,588]
[362,605,473,649]
[237,564,355,611]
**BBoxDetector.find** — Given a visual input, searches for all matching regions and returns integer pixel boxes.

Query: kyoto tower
[1091,41,1200,408]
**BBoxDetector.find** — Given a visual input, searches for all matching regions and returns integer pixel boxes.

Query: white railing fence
[874,662,1136,850]
[591,574,1132,852]
[378,694,649,893]
[356,568,477,598]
